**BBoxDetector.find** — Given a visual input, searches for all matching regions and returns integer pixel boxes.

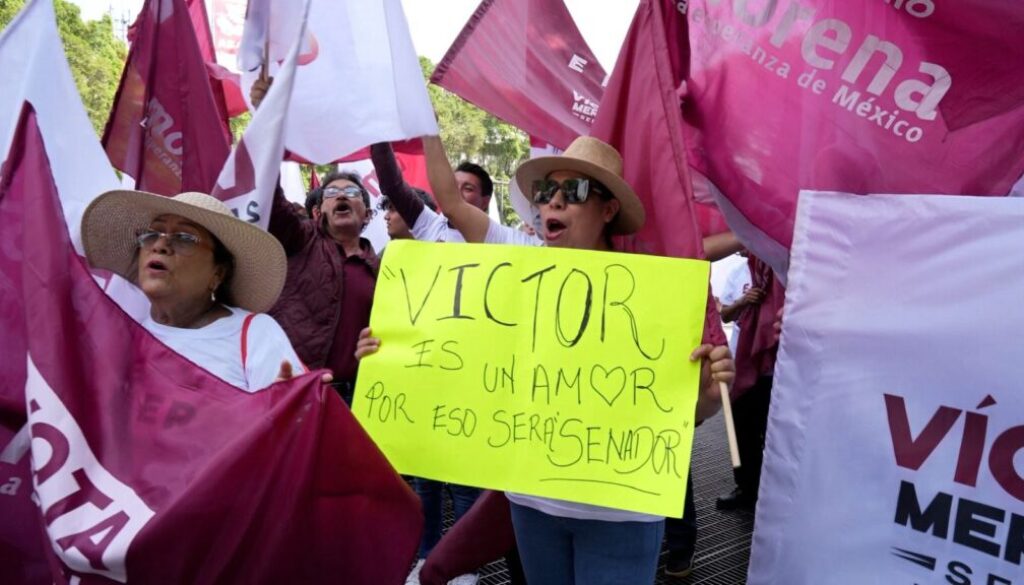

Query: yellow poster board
[354,240,709,517]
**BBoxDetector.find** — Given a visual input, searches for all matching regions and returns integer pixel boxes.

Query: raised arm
[703,231,743,262]
[371,142,425,229]
[268,184,315,256]
[423,135,492,243]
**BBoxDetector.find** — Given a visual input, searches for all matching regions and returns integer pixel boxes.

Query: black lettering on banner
[946,561,971,585]
[440,263,480,321]
[484,262,517,327]
[615,426,657,474]
[547,418,584,467]
[488,410,511,447]
[401,265,441,325]
[440,340,464,371]
[953,498,1004,558]
[894,480,952,537]
[482,356,516,393]
[555,268,593,347]
[631,367,671,413]
[532,365,551,404]
[432,405,477,437]
[1007,513,1024,565]
[245,201,260,223]
[364,381,415,424]
[601,264,665,360]
[522,264,557,351]
[555,367,582,405]
[406,339,435,368]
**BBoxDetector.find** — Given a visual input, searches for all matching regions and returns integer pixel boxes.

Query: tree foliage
[421,57,529,226]
[0,0,127,136]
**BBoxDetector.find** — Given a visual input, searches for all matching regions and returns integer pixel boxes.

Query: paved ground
[469,413,756,585]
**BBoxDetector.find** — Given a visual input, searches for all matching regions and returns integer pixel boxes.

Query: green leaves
[420,57,529,226]
[0,0,127,137]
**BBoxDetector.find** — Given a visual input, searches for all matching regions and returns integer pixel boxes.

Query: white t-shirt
[143,306,304,393]
[411,208,466,243]
[482,218,660,523]
[718,262,752,355]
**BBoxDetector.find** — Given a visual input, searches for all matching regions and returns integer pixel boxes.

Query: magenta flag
[185,0,248,120]
[591,0,705,260]
[431,0,606,150]
[683,0,1024,271]
[2,104,421,584]
[103,0,231,195]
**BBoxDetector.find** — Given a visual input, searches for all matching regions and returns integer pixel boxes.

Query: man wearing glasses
[266,171,378,405]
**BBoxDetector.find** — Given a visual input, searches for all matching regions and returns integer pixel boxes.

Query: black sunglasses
[531,178,610,205]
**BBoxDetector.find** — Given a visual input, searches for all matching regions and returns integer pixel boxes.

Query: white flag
[238,0,438,163]
[212,0,310,230]
[748,191,1024,584]
[0,0,119,252]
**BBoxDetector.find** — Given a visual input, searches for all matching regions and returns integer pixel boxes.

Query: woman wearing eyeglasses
[265,171,378,404]
[81,191,305,392]
[358,135,734,585]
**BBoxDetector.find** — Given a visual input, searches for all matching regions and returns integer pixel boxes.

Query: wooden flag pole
[260,38,270,81]
[719,381,741,468]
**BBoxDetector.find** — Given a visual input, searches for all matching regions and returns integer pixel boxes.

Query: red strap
[240,313,257,369]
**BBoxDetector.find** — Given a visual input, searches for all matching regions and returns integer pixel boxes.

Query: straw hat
[511,136,645,235]
[81,191,287,313]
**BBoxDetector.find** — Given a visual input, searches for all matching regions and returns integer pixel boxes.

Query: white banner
[212,0,309,230]
[748,191,1024,585]
[237,0,438,164]
[0,0,119,252]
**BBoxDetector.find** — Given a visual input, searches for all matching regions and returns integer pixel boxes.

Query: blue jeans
[414,478,481,558]
[509,502,665,585]
[664,471,697,557]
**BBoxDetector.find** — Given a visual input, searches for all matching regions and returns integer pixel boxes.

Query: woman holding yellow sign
[356,134,734,585]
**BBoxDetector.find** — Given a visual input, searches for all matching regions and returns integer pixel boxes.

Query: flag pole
[719,381,741,468]
[260,38,269,81]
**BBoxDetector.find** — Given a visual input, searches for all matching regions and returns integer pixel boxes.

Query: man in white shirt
[372,143,497,243]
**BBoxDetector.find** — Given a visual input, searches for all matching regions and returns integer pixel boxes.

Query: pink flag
[591,0,704,259]
[102,0,231,195]
[2,103,421,584]
[186,0,248,120]
[308,165,320,190]
[682,0,1024,272]
[431,0,607,150]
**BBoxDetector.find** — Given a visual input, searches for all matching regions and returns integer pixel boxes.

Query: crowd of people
[77,78,787,584]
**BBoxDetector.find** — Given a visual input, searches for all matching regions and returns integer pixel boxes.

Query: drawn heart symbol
[589,365,626,407]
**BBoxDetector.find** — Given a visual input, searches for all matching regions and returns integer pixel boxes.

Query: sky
[68,0,639,71]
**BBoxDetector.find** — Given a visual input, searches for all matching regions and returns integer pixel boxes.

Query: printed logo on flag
[885,392,1024,583]
[571,90,599,124]
[26,358,155,583]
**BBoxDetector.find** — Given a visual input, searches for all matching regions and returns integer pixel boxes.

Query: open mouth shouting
[544,218,567,243]
[333,200,354,217]
[144,257,170,277]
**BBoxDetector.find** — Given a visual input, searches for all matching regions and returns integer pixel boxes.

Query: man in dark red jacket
[267,173,378,404]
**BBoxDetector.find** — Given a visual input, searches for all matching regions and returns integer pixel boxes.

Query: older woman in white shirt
[82,191,305,391]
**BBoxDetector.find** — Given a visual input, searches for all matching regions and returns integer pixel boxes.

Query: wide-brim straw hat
[81,191,287,313]
[512,136,645,235]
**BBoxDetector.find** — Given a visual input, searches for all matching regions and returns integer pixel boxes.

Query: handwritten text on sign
[354,241,709,517]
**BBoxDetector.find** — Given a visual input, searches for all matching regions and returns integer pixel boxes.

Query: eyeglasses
[531,178,609,205]
[323,185,365,200]
[136,230,204,256]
